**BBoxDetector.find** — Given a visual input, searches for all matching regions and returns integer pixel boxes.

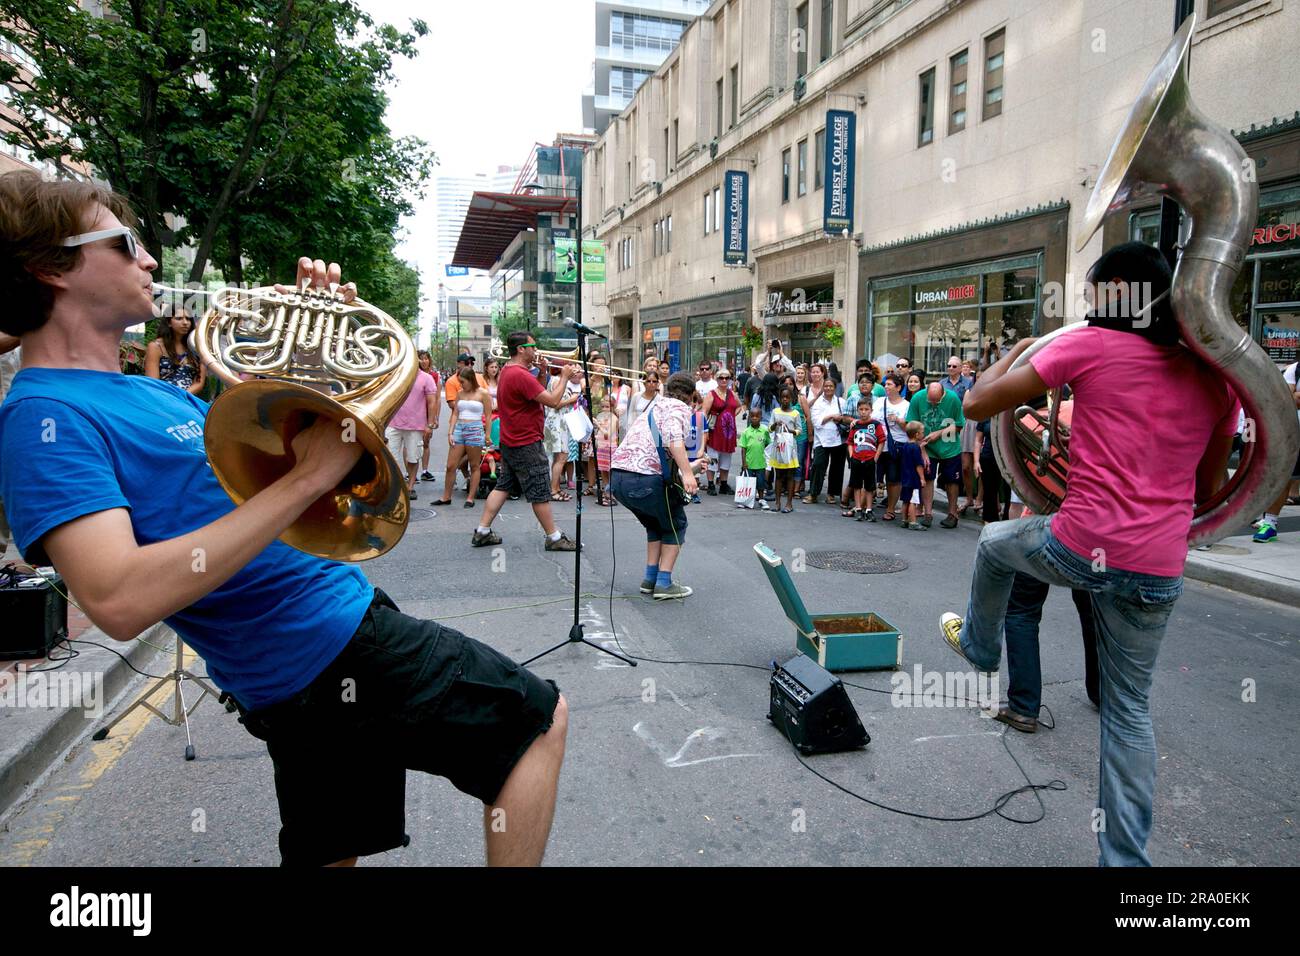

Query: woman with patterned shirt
[609,372,705,601]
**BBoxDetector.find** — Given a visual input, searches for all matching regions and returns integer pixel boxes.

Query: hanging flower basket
[815,319,845,348]
[740,325,765,352]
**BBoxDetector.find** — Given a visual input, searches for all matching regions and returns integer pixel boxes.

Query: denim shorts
[452,421,484,447]
[611,469,687,545]
[233,588,560,866]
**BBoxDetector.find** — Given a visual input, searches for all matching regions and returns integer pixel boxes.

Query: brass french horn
[992,13,1300,546]
[182,281,418,561]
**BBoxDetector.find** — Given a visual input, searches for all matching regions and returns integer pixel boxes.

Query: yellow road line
[0,650,195,866]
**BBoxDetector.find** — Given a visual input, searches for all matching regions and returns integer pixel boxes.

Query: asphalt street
[2,404,1297,867]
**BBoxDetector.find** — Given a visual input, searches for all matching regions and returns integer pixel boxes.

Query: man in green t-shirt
[907,382,965,528]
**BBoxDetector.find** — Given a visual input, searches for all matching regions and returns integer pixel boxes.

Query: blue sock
[656,569,673,588]
[645,564,659,582]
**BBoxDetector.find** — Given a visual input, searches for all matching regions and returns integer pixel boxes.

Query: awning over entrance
[450,191,577,271]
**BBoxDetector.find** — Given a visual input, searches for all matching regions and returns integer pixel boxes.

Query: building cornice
[1233,111,1300,144]
[857,199,1069,256]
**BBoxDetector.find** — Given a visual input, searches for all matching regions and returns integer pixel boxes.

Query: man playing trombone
[471,331,582,552]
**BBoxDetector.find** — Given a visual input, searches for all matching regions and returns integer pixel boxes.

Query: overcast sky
[359,0,594,311]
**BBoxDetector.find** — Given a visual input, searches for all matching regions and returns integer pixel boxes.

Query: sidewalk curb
[1183,554,1300,607]
[0,622,170,822]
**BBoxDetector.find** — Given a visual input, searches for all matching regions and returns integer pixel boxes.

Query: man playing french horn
[0,171,568,867]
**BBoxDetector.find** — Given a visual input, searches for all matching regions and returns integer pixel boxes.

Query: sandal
[841,509,856,518]
[432,498,452,506]
[583,487,595,496]
[883,512,896,521]
[801,495,815,504]
[551,491,571,502]
[781,506,793,514]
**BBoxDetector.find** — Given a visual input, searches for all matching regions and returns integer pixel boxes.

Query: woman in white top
[632,366,661,420]
[483,357,501,410]
[435,366,492,509]
[804,376,852,504]
[872,372,911,521]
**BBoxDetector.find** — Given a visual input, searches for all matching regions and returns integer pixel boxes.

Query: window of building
[672,119,678,169]
[609,67,654,103]
[483,325,493,338]
[663,126,670,174]
[918,68,935,147]
[729,65,739,128]
[716,78,724,138]
[797,139,808,197]
[654,220,661,257]
[796,3,809,79]
[949,49,968,134]
[782,147,792,203]
[820,0,834,64]
[610,12,688,53]
[714,186,721,231]
[704,192,712,234]
[983,29,1005,121]
[1133,183,1300,362]
[814,128,825,190]
[1207,0,1252,17]
[868,255,1041,369]
[666,214,673,253]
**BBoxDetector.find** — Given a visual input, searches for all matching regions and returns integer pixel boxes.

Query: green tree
[0,0,433,309]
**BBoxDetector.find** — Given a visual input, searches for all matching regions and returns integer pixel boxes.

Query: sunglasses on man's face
[62,226,142,262]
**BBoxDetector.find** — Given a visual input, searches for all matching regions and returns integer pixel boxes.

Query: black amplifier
[768,653,869,755]
[0,568,68,661]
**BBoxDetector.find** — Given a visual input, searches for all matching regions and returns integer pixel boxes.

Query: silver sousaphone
[992,13,1300,546]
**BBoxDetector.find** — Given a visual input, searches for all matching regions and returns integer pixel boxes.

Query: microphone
[566,319,607,338]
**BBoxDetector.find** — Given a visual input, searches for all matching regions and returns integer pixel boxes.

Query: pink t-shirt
[390,370,438,431]
[1029,326,1238,576]
[610,396,689,476]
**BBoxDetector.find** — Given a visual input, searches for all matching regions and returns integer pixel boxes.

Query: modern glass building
[582,0,709,134]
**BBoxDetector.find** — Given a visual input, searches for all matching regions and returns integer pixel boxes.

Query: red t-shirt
[497,363,545,447]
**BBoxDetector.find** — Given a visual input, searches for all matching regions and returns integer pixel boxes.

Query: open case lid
[753,542,817,639]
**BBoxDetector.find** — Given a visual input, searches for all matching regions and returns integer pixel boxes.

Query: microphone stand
[523,195,635,667]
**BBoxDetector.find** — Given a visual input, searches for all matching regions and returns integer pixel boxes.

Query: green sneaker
[653,582,693,601]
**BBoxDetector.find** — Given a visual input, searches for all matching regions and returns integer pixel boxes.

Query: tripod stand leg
[91,673,173,741]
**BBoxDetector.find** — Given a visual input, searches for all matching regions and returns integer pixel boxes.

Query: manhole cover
[409,508,438,522]
[804,550,908,574]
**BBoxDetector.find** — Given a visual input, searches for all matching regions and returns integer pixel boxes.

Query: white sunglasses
[61,226,142,260]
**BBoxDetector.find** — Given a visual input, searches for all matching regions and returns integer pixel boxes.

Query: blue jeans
[1004,576,1099,717]
[960,515,1183,867]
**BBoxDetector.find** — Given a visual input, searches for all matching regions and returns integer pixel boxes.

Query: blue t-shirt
[0,368,373,709]
[900,442,926,489]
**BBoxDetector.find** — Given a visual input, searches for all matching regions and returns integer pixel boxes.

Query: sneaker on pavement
[653,582,693,600]
[863,510,876,522]
[940,612,995,675]
[940,514,959,529]
[920,514,933,528]
[1252,523,1278,543]
[759,500,772,511]
[691,493,702,504]
[544,533,578,552]
[470,529,502,547]
[640,579,656,594]
[419,470,435,481]
[408,488,418,500]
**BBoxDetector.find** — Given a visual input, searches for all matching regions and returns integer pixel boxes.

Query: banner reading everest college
[823,109,855,235]
[723,170,749,266]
